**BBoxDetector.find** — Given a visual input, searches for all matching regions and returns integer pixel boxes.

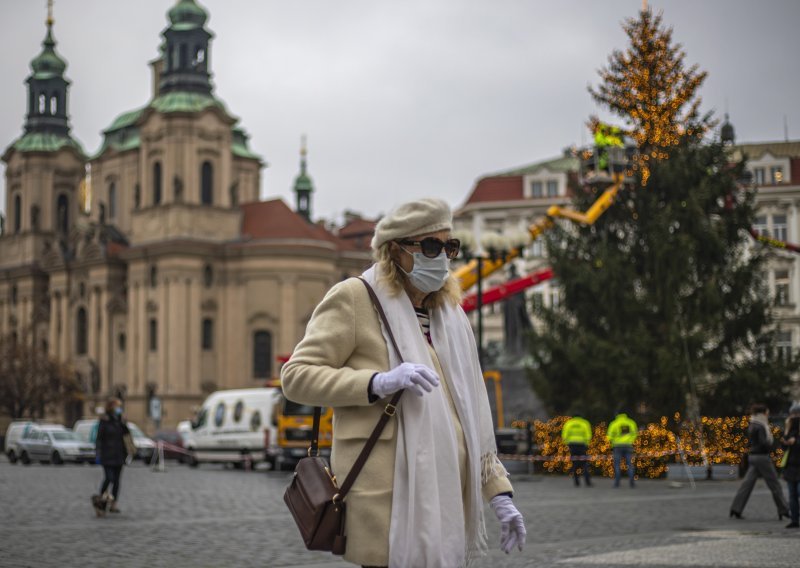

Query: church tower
[91,0,263,243]
[293,136,314,222]
[1,3,85,240]
[160,0,214,95]
[0,1,86,351]
[720,113,736,146]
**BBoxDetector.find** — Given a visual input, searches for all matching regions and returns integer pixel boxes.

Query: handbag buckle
[384,403,397,416]
[324,466,339,488]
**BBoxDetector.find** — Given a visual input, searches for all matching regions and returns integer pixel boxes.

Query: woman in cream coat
[282,198,526,568]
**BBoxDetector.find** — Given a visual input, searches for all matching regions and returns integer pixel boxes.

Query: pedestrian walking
[562,415,593,486]
[729,403,790,521]
[607,411,637,488]
[91,397,132,517]
[780,402,800,529]
[282,198,526,567]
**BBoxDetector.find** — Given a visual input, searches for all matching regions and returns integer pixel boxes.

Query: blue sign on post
[150,397,162,429]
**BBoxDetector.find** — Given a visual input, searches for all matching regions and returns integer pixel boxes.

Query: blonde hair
[372,243,462,310]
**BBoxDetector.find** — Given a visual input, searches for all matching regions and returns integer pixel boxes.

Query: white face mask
[398,248,450,293]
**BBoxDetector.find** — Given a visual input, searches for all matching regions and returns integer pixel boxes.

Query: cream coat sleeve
[281,279,384,408]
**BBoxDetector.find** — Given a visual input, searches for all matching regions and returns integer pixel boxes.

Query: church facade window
[153,161,163,205]
[201,161,213,205]
[76,307,87,355]
[56,193,69,234]
[13,194,21,233]
[108,182,117,219]
[202,318,214,350]
[149,318,158,351]
[253,330,272,378]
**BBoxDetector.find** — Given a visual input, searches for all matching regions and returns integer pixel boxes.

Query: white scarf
[750,413,774,445]
[362,265,495,568]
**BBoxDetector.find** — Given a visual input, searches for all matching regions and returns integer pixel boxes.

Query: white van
[184,388,279,468]
[4,421,62,463]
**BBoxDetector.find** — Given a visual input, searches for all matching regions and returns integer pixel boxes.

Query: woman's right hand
[372,362,440,398]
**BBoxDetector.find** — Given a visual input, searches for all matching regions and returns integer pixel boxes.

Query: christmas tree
[528,10,795,422]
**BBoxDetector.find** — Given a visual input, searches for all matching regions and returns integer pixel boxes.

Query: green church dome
[30,25,66,79]
[168,0,208,30]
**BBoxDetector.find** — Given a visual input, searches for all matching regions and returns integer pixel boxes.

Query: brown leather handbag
[283,278,405,556]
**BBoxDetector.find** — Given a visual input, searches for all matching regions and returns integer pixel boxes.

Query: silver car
[17,427,96,465]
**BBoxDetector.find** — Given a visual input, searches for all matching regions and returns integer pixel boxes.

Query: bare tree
[0,330,81,419]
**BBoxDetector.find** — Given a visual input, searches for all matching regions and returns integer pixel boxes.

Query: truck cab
[273,393,332,470]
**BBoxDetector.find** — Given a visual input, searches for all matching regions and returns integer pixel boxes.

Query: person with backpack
[729,403,789,521]
[607,412,638,488]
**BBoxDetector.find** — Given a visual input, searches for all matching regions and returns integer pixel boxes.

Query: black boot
[91,495,107,517]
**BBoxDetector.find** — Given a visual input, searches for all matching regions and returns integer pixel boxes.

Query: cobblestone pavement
[0,456,797,567]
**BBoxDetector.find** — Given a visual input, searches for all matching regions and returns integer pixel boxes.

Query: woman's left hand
[489,494,526,553]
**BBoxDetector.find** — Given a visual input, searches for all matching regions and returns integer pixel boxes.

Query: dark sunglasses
[397,237,461,259]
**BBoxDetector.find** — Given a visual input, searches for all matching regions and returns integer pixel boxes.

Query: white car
[17,426,95,465]
[74,418,156,462]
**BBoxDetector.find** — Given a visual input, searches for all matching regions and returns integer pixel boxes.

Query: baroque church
[0,1,370,429]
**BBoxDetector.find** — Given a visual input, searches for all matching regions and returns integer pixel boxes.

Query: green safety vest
[607,414,638,446]
[593,125,624,149]
[562,417,592,445]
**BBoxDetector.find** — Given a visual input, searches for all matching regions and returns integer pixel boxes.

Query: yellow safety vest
[562,417,592,445]
[607,414,638,446]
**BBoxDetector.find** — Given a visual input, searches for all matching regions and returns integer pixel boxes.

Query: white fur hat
[371,198,452,250]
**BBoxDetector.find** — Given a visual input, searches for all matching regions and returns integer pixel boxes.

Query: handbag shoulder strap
[334,277,405,499]
[306,278,405,458]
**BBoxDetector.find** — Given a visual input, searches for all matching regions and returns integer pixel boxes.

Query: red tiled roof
[240,199,356,250]
[339,217,377,238]
[463,175,523,205]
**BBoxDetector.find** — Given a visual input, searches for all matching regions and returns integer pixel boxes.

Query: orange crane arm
[456,173,624,290]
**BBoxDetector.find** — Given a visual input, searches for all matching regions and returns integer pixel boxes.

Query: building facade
[0,1,370,431]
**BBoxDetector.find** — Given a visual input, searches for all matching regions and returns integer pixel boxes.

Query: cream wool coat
[281,277,512,567]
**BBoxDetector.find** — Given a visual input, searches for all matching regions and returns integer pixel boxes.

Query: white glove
[490,494,526,554]
[372,362,440,398]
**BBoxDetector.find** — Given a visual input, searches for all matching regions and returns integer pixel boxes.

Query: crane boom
[456,173,625,291]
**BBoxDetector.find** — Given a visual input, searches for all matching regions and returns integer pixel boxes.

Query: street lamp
[454,230,530,368]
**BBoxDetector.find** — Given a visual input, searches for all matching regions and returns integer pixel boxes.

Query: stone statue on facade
[174,175,184,202]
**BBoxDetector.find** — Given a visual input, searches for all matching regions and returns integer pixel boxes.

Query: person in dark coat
[781,402,800,529]
[729,403,789,520]
[92,397,131,516]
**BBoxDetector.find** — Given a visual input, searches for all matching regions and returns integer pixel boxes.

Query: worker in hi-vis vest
[607,412,638,488]
[561,415,593,487]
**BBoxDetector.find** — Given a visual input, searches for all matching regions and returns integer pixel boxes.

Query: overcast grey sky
[1,0,799,223]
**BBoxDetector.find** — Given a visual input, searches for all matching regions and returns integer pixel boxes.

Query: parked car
[4,421,36,463]
[74,418,156,462]
[17,426,95,465]
[4,421,63,464]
